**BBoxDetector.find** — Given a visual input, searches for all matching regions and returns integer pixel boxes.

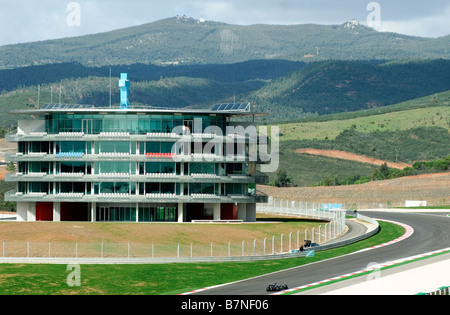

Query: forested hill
[0,60,306,93]
[1,16,449,125]
[249,59,450,120]
[0,16,449,69]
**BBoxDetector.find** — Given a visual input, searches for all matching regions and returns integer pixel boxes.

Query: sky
[0,0,449,46]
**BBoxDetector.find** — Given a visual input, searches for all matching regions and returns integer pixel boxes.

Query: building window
[56,141,89,154]
[99,161,133,174]
[144,182,175,194]
[100,141,135,154]
[99,182,135,195]
[138,206,177,222]
[189,183,215,195]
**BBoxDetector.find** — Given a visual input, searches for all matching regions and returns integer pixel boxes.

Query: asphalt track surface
[190,210,450,295]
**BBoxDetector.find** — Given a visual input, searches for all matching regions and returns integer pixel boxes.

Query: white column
[16,202,28,221]
[237,203,246,221]
[178,202,184,222]
[53,202,60,222]
[91,202,96,222]
[213,203,220,220]
[28,202,36,221]
[136,203,139,222]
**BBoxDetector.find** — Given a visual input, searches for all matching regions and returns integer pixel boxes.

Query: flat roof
[11,103,268,118]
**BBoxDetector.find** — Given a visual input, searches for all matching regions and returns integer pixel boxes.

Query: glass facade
[6,108,267,222]
[138,205,177,222]
[46,113,226,135]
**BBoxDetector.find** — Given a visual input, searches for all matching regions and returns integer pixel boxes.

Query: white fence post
[289,232,292,252]
[272,235,275,254]
[263,238,266,255]
[280,234,284,252]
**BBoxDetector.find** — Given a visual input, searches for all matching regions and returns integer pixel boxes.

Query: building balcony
[6,131,255,143]
[5,189,263,204]
[6,152,266,163]
[5,172,260,184]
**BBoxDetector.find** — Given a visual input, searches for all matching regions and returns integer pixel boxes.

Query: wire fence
[264,198,410,211]
[0,229,338,259]
[1,200,347,259]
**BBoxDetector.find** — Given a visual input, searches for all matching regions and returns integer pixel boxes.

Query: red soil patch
[295,148,412,170]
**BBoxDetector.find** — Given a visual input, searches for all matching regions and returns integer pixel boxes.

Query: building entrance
[98,206,110,221]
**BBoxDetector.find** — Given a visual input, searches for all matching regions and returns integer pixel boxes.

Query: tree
[274,169,293,187]
[372,162,390,180]
[6,162,16,174]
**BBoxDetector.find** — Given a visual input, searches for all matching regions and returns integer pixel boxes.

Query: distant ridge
[0,16,448,69]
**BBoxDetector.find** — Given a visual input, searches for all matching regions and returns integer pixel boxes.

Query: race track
[190,210,450,295]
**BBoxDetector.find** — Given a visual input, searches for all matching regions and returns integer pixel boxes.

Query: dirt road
[295,148,412,170]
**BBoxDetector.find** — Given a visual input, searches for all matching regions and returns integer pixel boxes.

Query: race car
[266,283,288,292]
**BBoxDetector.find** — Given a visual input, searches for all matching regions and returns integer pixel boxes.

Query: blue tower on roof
[118,73,131,109]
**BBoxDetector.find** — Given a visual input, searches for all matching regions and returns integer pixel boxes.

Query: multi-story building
[4,75,269,222]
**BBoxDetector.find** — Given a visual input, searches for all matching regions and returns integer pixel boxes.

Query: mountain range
[0,16,449,69]
[0,16,449,187]
[0,16,449,125]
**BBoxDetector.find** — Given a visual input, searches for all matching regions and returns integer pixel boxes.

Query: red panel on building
[221,203,238,220]
[36,202,53,221]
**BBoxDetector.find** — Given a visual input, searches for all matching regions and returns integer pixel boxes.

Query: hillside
[259,172,450,208]
[278,91,450,141]
[251,59,450,120]
[1,59,450,127]
[267,91,450,186]
[0,17,449,124]
[0,17,449,69]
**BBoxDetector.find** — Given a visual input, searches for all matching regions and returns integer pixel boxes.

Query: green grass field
[278,104,450,142]
[0,220,404,295]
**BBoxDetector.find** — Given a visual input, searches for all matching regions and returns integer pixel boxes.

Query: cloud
[372,5,450,38]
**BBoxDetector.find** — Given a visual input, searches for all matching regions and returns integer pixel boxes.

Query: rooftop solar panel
[211,102,251,112]
[238,103,249,110]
